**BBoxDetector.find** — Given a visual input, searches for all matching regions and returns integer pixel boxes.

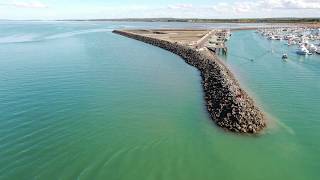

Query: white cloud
[259,0,320,9]
[212,0,320,14]
[73,1,320,19]
[212,3,229,13]
[0,0,48,8]
[168,4,193,9]
[233,2,256,13]
[212,2,255,15]
[1,0,320,20]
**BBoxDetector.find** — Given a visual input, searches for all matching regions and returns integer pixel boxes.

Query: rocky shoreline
[113,30,266,134]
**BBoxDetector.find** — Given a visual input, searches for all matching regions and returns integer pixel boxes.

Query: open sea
[0,21,319,180]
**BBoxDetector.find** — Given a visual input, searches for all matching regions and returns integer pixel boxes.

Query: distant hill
[62,18,320,23]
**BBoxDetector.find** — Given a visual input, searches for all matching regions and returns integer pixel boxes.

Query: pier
[113,29,266,134]
[204,30,230,55]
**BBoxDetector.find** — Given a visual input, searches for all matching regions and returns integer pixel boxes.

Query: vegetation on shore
[65,18,320,24]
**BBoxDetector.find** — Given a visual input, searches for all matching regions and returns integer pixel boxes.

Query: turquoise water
[0,22,319,180]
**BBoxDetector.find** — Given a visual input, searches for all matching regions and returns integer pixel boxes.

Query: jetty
[113,29,266,134]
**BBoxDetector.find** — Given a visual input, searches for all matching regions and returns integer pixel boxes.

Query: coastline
[113,29,266,134]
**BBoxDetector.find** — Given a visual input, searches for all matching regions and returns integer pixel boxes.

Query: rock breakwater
[113,30,266,134]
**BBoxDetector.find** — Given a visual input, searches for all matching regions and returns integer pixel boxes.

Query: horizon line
[1,17,320,21]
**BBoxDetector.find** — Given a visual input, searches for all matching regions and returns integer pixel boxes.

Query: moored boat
[308,44,318,53]
[296,46,310,55]
[282,54,288,59]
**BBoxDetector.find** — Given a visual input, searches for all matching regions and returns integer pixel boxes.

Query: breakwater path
[113,29,266,134]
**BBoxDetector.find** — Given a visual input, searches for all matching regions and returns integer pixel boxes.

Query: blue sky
[0,0,320,20]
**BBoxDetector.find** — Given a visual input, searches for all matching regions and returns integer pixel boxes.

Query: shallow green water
[0,22,319,180]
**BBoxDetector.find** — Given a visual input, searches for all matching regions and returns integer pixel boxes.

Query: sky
[0,0,320,20]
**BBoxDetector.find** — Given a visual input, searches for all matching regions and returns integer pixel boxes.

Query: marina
[256,27,320,56]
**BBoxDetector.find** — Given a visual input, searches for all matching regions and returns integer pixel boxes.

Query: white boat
[268,36,276,40]
[308,44,318,53]
[274,35,282,40]
[284,35,293,40]
[296,46,310,55]
[316,49,320,55]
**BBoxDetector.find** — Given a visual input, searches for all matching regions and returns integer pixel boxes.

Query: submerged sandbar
[113,29,266,134]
